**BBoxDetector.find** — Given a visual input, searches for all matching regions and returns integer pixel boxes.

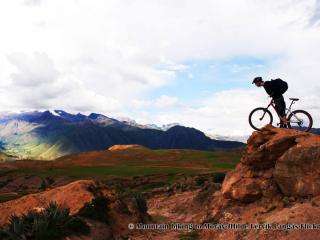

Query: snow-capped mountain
[0,110,245,160]
[115,117,180,131]
[205,133,249,143]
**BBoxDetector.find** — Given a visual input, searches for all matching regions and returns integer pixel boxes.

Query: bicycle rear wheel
[249,108,273,131]
[287,110,313,132]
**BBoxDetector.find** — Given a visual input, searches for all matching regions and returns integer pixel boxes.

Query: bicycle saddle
[289,98,299,101]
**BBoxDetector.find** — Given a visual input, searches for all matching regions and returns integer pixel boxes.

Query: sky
[0,0,319,136]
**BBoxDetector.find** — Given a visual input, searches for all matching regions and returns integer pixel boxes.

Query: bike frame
[260,99,302,125]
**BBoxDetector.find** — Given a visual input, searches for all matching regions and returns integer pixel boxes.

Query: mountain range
[205,133,249,143]
[0,110,244,160]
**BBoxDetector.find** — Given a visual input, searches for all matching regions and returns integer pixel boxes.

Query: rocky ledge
[203,125,320,240]
[222,124,320,202]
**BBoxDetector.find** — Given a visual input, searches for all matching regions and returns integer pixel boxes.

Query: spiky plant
[132,192,147,213]
[1,215,28,240]
[78,195,110,223]
[0,202,90,240]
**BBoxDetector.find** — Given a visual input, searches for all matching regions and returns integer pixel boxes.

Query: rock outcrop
[222,125,320,202]
[1,125,320,240]
[140,125,320,240]
[274,141,320,197]
[0,180,96,225]
[203,125,320,240]
[0,180,151,240]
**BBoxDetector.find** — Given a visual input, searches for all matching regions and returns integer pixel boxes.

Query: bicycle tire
[249,107,273,131]
[287,110,313,132]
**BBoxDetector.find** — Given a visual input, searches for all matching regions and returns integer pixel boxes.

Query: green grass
[0,149,241,204]
[152,149,176,154]
[16,165,201,178]
[213,162,237,169]
[202,151,220,158]
[9,149,242,181]
[1,135,69,160]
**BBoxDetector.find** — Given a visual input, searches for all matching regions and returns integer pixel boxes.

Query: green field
[0,148,243,204]
[16,165,199,177]
[12,149,242,178]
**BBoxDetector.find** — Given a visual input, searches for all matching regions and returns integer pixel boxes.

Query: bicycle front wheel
[287,110,313,132]
[249,108,273,131]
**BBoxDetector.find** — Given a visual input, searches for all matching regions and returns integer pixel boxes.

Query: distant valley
[0,110,245,160]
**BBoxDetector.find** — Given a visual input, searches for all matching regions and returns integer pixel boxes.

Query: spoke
[289,112,311,130]
[250,109,272,130]
[292,115,303,122]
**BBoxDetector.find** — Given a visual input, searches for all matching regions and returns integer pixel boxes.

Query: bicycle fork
[259,108,269,121]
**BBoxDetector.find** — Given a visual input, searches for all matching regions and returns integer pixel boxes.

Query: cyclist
[252,77,288,128]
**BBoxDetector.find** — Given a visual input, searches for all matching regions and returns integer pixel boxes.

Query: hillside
[0,110,244,160]
[107,144,149,151]
[0,180,150,239]
[135,125,320,239]
[1,125,320,239]
[201,125,320,240]
[0,147,242,177]
[0,151,17,162]
[0,146,241,206]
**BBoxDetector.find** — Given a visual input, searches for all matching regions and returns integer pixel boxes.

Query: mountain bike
[249,98,313,132]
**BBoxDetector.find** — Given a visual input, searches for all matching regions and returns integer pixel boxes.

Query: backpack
[273,78,288,94]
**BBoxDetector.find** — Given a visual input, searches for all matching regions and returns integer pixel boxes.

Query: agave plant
[41,202,70,228]
[1,215,28,240]
[132,192,147,213]
[0,202,90,240]
[78,195,110,223]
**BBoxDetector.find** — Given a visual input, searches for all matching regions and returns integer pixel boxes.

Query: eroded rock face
[241,127,301,169]
[0,180,97,226]
[0,179,151,240]
[222,125,320,202]
[274,141,320,197]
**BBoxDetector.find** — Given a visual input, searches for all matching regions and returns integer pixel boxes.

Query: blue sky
[150,57,269,104]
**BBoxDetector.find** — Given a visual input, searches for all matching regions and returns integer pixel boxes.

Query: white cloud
[0,0,319,135]
[8,52,59,87]
[130,95,179,109]
[24,0,41,6]
[132,89,264,135]
[153,95,179,108]
[309,0,320,25]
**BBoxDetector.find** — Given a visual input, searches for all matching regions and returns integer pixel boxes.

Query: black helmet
[252,76,263,84]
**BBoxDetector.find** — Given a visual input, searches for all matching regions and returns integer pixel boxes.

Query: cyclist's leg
[274,95,287,127]
[274,96,286,117]
[280,96,287,127]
